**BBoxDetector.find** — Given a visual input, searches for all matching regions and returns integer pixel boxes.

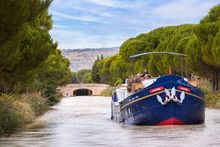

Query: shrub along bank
[101,86,114,96]
[205,92,220,108]
[0,93,50,135]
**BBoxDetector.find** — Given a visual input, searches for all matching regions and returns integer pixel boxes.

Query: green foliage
[47,94,62,106]
[36,49,72,97]
[72,69,93,84]
[120,38,151,61]
[0,95,30,134]
[71,72,78,83]
[0,0,72,97]
[85,73,93,83]
[195,4,220,90]
[91,60,101,83]
[21,93,49,116]
[100,54,104,60]
[77,69,92,83]
[186,35,211,76]
[205,92,220,108]
[101,86,114,96]
[109,54,130,84]
[92,24,195,85]
[0,0,53,84]
[0,0,29,44]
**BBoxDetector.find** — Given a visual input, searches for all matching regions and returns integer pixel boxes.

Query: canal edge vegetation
[0,93,49,135]
[0,1,71,135]
[91,4,220,108]
[101,86,115,97]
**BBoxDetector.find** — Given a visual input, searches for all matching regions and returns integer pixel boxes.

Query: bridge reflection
[73,89,93,96]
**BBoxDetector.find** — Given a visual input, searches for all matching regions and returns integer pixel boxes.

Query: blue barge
[111,74,205,125]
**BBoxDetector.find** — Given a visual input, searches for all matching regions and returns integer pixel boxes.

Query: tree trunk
[212,70,219,91]
[0,79,6,93]
[216,70,219,91]
[212,72,216,91]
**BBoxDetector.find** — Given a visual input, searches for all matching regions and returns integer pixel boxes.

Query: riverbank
[204,91,220,108]
[0,93,61,135]
[101,86,114,96]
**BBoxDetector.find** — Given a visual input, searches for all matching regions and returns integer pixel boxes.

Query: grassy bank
[101,86,114,96]
[0,93,60,135]
[204,90,220,108]
[197,79,220,108]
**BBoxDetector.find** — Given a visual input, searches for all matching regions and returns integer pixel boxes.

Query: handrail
[128,51,187,76]
[129,52,187,58]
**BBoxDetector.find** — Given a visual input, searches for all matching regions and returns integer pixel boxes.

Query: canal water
[0,96,220,147]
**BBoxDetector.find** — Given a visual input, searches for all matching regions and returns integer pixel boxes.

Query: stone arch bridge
[57,83,109,96]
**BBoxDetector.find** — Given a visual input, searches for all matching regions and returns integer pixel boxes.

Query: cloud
[86,0,119,8]
[53,24,71,29]
[51,10,104,23]
[86,0,149,8]
[152,0,218,20]
[50,29,128,49]
[49,0,220,49]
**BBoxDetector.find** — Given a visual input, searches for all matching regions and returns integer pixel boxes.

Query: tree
[71,72,78,84]
[100,54,104,60]
[77,69,92,83]
[0,0,54,92]
[91,60,101,83]
[195,4,220,90]
[0,0,72,97]
[109,54,130,85]
[36,49,72,97]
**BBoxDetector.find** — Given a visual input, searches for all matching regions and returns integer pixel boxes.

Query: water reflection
[0,96,220,147]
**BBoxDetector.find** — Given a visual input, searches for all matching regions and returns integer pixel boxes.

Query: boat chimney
[169,67,172,74]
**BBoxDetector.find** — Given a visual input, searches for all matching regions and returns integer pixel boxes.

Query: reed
[21,93,49,116]
[47,93,62,106]
[204,90,220,108]
[101,86,114,96]
[0,93,49,135]
[196,79,220,108]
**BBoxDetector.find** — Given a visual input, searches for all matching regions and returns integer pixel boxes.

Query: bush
[204,91,220,108]
[0,95,34,134]
[47,93,62,106]
[22,93,49,116]
[101,86,114,96]
[114,78,123,86]
[0,93,49,135]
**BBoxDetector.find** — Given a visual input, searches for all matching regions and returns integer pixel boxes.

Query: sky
[49,0,220,49]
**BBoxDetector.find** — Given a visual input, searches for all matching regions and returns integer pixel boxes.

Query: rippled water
[0,96,220,147]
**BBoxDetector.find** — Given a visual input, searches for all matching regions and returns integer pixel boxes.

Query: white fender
[180,91,185,103]
[165,89,170,97]
[171,87,176,98]
[157,95,164,105]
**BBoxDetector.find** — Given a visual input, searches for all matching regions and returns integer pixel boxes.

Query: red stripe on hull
[157,117,184,125]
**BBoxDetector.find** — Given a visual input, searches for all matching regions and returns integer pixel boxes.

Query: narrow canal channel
[0,96,220,147]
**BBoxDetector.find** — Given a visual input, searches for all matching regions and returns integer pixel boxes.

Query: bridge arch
[57,83,109,96]
[73,88,93,96]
